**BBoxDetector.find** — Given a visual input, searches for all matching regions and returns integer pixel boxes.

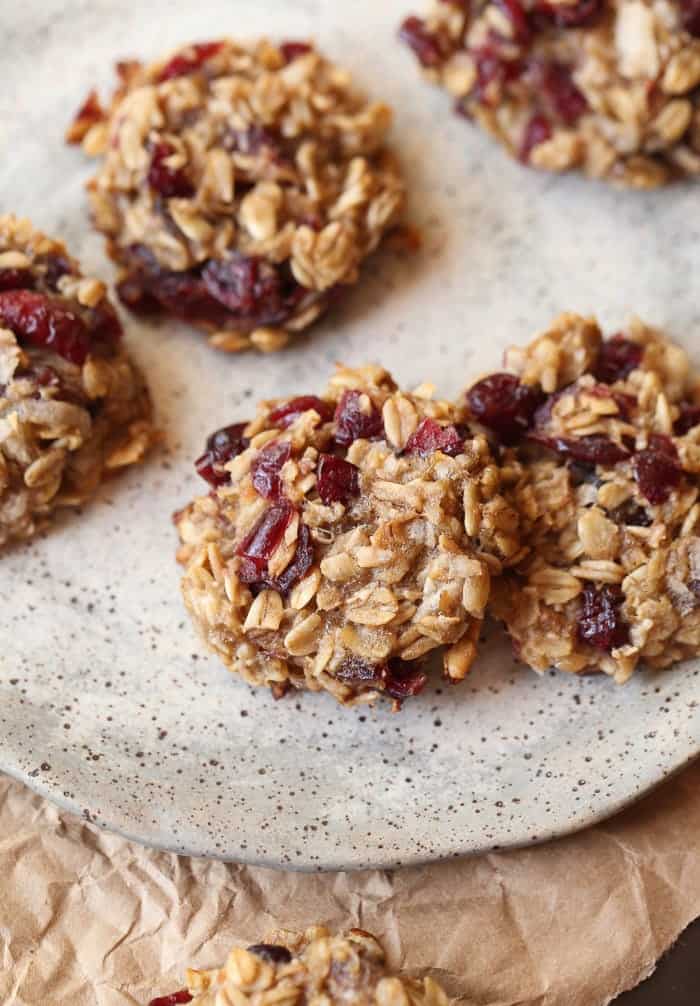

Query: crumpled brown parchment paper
[1,764,699,1006]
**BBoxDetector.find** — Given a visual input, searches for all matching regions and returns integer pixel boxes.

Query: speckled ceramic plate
[2,0,700,871]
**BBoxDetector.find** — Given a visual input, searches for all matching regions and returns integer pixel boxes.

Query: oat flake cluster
[400,0,700,186]
[0,215,153,547]
[68,37,405,352]
[175,364,521,706]
[148,928,448,1006]
[465,313,700,680]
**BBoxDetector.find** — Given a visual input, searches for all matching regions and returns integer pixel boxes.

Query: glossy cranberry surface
[195,423,249,486]
[519,114,552,161]
[404,417,463,456]
[157,41,223,81]
[0,290,91,365]
[251,440,292,500]
[532,432,630,465]
[147,142,195,198]
[577,584,629,651]
[467,373,542,444]
[399,16,445,67]
[316,454,360,504]
[593,335,643,384]
[279,41,312,62]
[268,396,333,428]
[148,992,193,1006]
[333,390,384,447]
[633,434,682,504]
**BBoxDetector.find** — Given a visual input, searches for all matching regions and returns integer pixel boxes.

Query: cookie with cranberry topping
[0,215,153,547]
[175,365,521,706]
[148,927,448,1006]
[400,0,700,187]
[68,38,405,353]
[468,313,700,680]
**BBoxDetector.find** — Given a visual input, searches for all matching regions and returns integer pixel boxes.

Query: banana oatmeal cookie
[68,38,405,353]
[400,0,700,187]
[0,215,153,547]
[464,312,700,680]
[175,365,521,706]
[148,927,448,1006]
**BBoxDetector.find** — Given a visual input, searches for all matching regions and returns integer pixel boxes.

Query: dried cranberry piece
[674,403,700,436]
[237,502,295,578]
[681,0,700,35]
[633,434,682,504]
[404,417,464,456]
[40,254,73,291]
[495,0,532,42]
[88,301,123,345]
[533,0,602,27]
[537,61,588,124]
[247,944,293,964]
[251,440,292,500]
[202,255,303,324]
[195,422,249,486]
[148,141,194,198]
[577,584,629,651]
[467,373,543,444]
[149,992,193,1006]
[532,432,630,466]
[279,41,312,63]
[593,335,643,384]
[157,41,223,81]
[0,289,91,365]
[519,114,552,162]
[333,390,384,447]
[67,89,105,143]
[270,522,314,593]
[689,578,700,596]
[473,47,523,104]
[610,501,652,527]
[0,268,34,291]
[382,659,428,700]
[317,454,360,505]
[228,125,283,158]
[399,16,445,67]
[268,396,333,428]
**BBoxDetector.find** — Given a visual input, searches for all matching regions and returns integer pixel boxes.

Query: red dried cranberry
[202,255,303,323]
[0,268,34,291]
[382,659,428,700]
[537,61,588,124]
[593,335,643,384]
[195,422,249,486]
[237,502,295,578]
[157,41,223,81]
[532,432,630,465]
[149,992,193,1006]
[40,254,73,291]
[270,522,314,593]
[495,0,532,42]
[0,290,91,365]
[533,0,602,27]
[633,434,682,504]
[519,114,552,162]
[317,454,360,504]
[247,944,293,964]
[467,373,543,444]
[333,390,384,447]
[268,396,333,428]
[399,16,446,67]
[473,47,523,104]
[404,417,464,456]
[279,41,312,62]
[67,89,104,142]
[577,584,629,651]
[681,0,700,35]
[88,301,123,345]
[251,440,292,500]
[674,403,700,436]
[147,141,194,198]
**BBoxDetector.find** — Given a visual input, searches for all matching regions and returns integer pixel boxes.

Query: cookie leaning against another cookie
[465,313,700,681]
[400,0,700,187]
[68,38,405,354]
[175,365,522,707]
[148,928,448,1006]
[0,215,154,548]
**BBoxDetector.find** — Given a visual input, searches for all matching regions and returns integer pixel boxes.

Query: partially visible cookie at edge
[0,215,154,547]
[175,365,522,707]
[148,927,448,1006]
[68,38,406,353]
[464,312,700,681]
[400,0,700,187]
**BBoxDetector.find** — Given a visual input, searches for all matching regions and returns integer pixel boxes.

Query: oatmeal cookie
[148,928,448,1006]
[0,215,153,547]
[400,0,700,187]
[465,312,700,680]
[175,365,521,706]
[68,38,405,353]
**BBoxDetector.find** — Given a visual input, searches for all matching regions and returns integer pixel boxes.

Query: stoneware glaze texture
[1,0,699,869]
